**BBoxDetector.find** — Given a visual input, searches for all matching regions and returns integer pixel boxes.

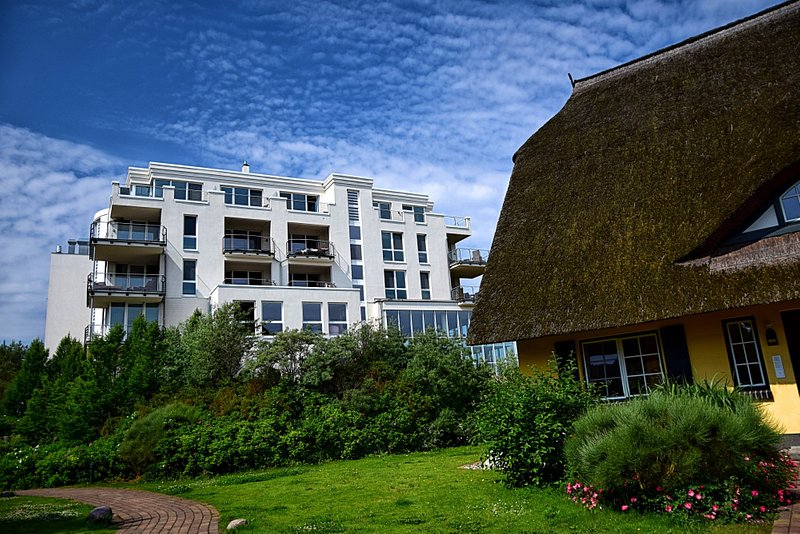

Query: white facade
[45,162,514,367]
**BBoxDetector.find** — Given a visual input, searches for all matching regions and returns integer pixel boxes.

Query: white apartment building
[45,162,515,368]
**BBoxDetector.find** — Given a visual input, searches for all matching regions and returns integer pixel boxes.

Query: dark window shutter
[659,324,693,384]
[553,340,578,380]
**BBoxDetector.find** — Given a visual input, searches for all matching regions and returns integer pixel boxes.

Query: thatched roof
[469,1,800,345]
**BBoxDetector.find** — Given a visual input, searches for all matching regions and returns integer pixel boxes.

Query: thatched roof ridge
[469,1,800,345]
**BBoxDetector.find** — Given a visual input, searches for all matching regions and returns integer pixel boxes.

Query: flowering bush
[568,450,796,521]
[565,382,798,522]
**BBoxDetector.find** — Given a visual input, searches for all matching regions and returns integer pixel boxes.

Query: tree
[2,339,48,417]
[248,329,323,382]
[0,341,25,402]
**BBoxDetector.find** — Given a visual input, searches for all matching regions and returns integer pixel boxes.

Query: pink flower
[684,502,692,510]
[760,506,766,513]
[656,486,663,492]
[695,493,702,500]
[665,505,673,512]
[712,504,719,512]
[688,489,695,497]
[621,505,628,511]
[630,497,637,503]
[746,514,752,520]
[744,456,750,461]
[751,490,759,497]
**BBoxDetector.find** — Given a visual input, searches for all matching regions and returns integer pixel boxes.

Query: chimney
[241,161,250,173]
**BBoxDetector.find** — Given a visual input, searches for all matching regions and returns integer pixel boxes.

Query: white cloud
[0,124,122,343]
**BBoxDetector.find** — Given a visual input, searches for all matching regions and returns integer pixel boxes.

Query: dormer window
[280,192,318,212]
[780,180,800,222]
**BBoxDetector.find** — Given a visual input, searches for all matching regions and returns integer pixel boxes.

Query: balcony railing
[444,216,470,228]
[120,184,203,201]
[222,278,277,286]
[288,280,337,288]
[448,248,489,265]
[452,285,480,304]
[286,239,334,259]
[88,273,166,294]
[90,221,167,245]
[223,236,275,256]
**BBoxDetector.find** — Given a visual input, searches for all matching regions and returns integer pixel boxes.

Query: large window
[183,215,197,250]
[384,270,407,299]
[224,270,264,285]
[261,302,283,335]
[109,302,159,332]
[182,259,196,295]
[235,301,256,331]
[302,302,323,333]
[280,192,318,212]
[723,318,768,388]
[328,303,348,336]
[417,234,428,263]
[384,309,471,338]
[581,333,664,399]
[222,186,263,207]
[382,231,404,262]
[780,180,800,222]
[155,179,202,201]
[224,229,264,252]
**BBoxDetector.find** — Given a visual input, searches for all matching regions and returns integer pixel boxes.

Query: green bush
[564,382,794,521]
[118,403,202,475]
[474,358,596,486]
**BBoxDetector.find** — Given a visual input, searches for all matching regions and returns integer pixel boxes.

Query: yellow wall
[518,300,800,434]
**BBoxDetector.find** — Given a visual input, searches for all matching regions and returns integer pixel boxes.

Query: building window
[351,264,364,280]
[780,180,800,222]
[350,244,362,260]
[420,272,431,300]
[109,302,159,333]
[183,215,197,250]
[723,318,768,388]
[302,302,323,333]
[222,186,262,207]
[384,270,407,299]
[349,225,361,239]
[581,333,665,400]
[280,192,318,212]
[261,302,283,335]
[347,190,360,221]
[224,229,264,252]
[374,201,391,219]
[328,303,348,336]
[382,231,404,262]
[289,272,322,287]
[235,301,256,331]
[224,270,264,285]
[155,179,202,201]
[182,259,196,295]
[417,234,428,263]
[403,204,425,223]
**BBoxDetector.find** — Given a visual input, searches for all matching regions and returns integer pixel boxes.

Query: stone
[87,506,113,524]
[0,491,15,498]
[227,518,248,530]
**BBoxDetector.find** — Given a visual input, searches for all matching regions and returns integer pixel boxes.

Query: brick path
[16,487,219,533]
[773,447,800,534]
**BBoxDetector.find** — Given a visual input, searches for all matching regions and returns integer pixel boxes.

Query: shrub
[474,358,596,486]
[565,382,795,521]
[118,403,202,475]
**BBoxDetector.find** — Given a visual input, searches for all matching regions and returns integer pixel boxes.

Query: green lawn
[0,495,115,534]
[135,446,772,534]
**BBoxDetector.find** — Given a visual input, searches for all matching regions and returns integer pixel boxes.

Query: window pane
[350,244,362,260]
[352,265,364,279]
[329,303,347,322]
[302,303,321,322]
[399,310,411,336]
[626,356,644,375]
[145,304,159,323]
[183,260,196,280]
[349,226,361,239]
[250,190,262,207]
[110,304,125,326]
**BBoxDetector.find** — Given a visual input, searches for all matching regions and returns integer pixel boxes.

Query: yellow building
[469,2,800,438]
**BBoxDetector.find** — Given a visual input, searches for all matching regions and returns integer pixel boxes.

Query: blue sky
[0,0,781,344]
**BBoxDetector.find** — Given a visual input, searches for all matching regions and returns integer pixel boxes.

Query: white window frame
[384,270,407,299]
[302,302,323,333]
[261,301,283,335]
[382,231,404,262]
[182,259,196,295]
[328,303,348,336]
[183,215,197,250]
[281,192,318,212]
[581,332,665,400]
[723,318,768,388]
[420,272,431,300]
[417,234,428,263]
[222,186,263,207]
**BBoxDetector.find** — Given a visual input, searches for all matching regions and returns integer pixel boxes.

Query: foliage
[565,382,794,521]
[2,340,48,417]
[0,341,25,404]
[117,403,202,476]
[474,357,597,487]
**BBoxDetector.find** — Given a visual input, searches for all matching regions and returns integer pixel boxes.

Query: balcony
[451,285,480,305]
[90,221,166,261]
[288,280,336,288]
[222,236,275,260]
[286,238,335,262]
[87,273,165,305]
[448,248,488,278]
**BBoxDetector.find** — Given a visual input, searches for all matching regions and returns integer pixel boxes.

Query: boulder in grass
[87,506,113,524]
[0,491,15,498]
[227,518,248,530]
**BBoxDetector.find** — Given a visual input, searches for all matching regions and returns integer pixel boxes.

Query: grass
[0,495,115,534]
[131,446,772,533]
